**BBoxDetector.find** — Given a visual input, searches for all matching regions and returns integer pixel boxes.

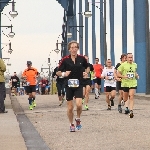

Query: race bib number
[68,79,79,87]
[127,73,134,79]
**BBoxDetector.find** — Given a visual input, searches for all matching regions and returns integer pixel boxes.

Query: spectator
[0,58,7,113]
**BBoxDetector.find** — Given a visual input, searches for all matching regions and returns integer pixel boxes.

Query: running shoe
[62,98,65,103]
[125,108,130,114]
[29,105,33,110]
[129,110,134,118]
[118,105,122,113]
[107,105,111,110]
[32,101,36,107]
[75,118,82,130]
[59,102,62,106]
[110,98,114,106]
[84,105,89,110]
[70,124,75,132]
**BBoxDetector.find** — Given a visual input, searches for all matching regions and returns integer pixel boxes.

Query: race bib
[13,79,17,82]
[68,79,79,87]
[127,73,134,79]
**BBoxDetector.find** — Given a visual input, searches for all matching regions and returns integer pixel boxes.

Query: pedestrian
[10,72,20,96]
[0,58,8,113]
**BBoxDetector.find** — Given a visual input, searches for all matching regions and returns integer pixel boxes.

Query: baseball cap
[27,61,32,65]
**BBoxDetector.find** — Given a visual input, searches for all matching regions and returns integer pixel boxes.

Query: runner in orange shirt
[93,58,103,99]
[22,61,38,110]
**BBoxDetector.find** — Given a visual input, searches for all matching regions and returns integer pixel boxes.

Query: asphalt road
[14,94,150,150]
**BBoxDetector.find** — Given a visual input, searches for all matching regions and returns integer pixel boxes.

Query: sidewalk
[0,94,27,150]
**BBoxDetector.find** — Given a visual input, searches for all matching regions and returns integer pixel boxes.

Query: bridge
[55,0,150,94]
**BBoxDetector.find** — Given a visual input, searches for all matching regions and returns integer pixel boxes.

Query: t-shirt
[101,67,116,87]
[93,64,103,78]
[11,76,19,85]
[22,67,38,85]
[117,61,137,88]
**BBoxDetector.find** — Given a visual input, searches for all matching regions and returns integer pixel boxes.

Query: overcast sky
[2,0,134,76]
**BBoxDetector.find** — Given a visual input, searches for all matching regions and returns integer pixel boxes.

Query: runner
[52,60,65,106]
[10,72,20,96]
[82,55,94,110]
[117,53,139,118]
[93,58,103,99]
[57,40,88,132]
[22,61,38,110]
[114,54,127,113]
[101,59,116,110]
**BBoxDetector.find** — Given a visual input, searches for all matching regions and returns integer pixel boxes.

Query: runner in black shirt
[52,60,65,106]
[10,72,20,95]
[114,54,127,113]
[82,55,94,110]
[57,40,88,132]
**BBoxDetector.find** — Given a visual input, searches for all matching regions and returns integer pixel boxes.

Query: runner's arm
[57,59,66,77]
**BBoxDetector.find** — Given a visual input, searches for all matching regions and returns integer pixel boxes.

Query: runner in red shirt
[93,58,103,99]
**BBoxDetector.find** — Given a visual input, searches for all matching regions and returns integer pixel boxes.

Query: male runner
[114,54,127,113]
[101,59,116,110]
[10,72,20,95]
[52,60,65,106]
[93,58,103,99]
[22,61,38,110]
[82,55,94,110]
[57,40,88,132]
[117,53,139,118]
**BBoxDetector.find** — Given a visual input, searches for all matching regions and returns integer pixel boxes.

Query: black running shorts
[66,87,83,101]
[82,79,92,87]
[104,86,116,92]
[93,77,101,85]
[122,87,137,93]
[117,81,122,91]
[26,85,36,94]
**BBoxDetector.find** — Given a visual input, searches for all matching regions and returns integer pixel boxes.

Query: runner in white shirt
[101,59,116,110]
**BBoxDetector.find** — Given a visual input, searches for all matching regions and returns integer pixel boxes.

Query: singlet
[101,66,116,87]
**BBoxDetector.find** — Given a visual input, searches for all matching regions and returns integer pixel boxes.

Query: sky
[1,0,134,76]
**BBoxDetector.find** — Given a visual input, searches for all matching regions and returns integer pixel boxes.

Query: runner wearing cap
[22,61,38,110]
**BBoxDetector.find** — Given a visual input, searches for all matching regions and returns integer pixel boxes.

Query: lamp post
[48,58,51,84]
[67,25,84,39]
[55,40,67,58]
[0,0,18,58]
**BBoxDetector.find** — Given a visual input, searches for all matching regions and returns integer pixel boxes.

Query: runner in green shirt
[117,53,139,118]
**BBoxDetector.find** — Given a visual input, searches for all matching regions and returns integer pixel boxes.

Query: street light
[1,24,15,38]
[8,42,13,54]
[9,0,18,18]
[67,25,84,39]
